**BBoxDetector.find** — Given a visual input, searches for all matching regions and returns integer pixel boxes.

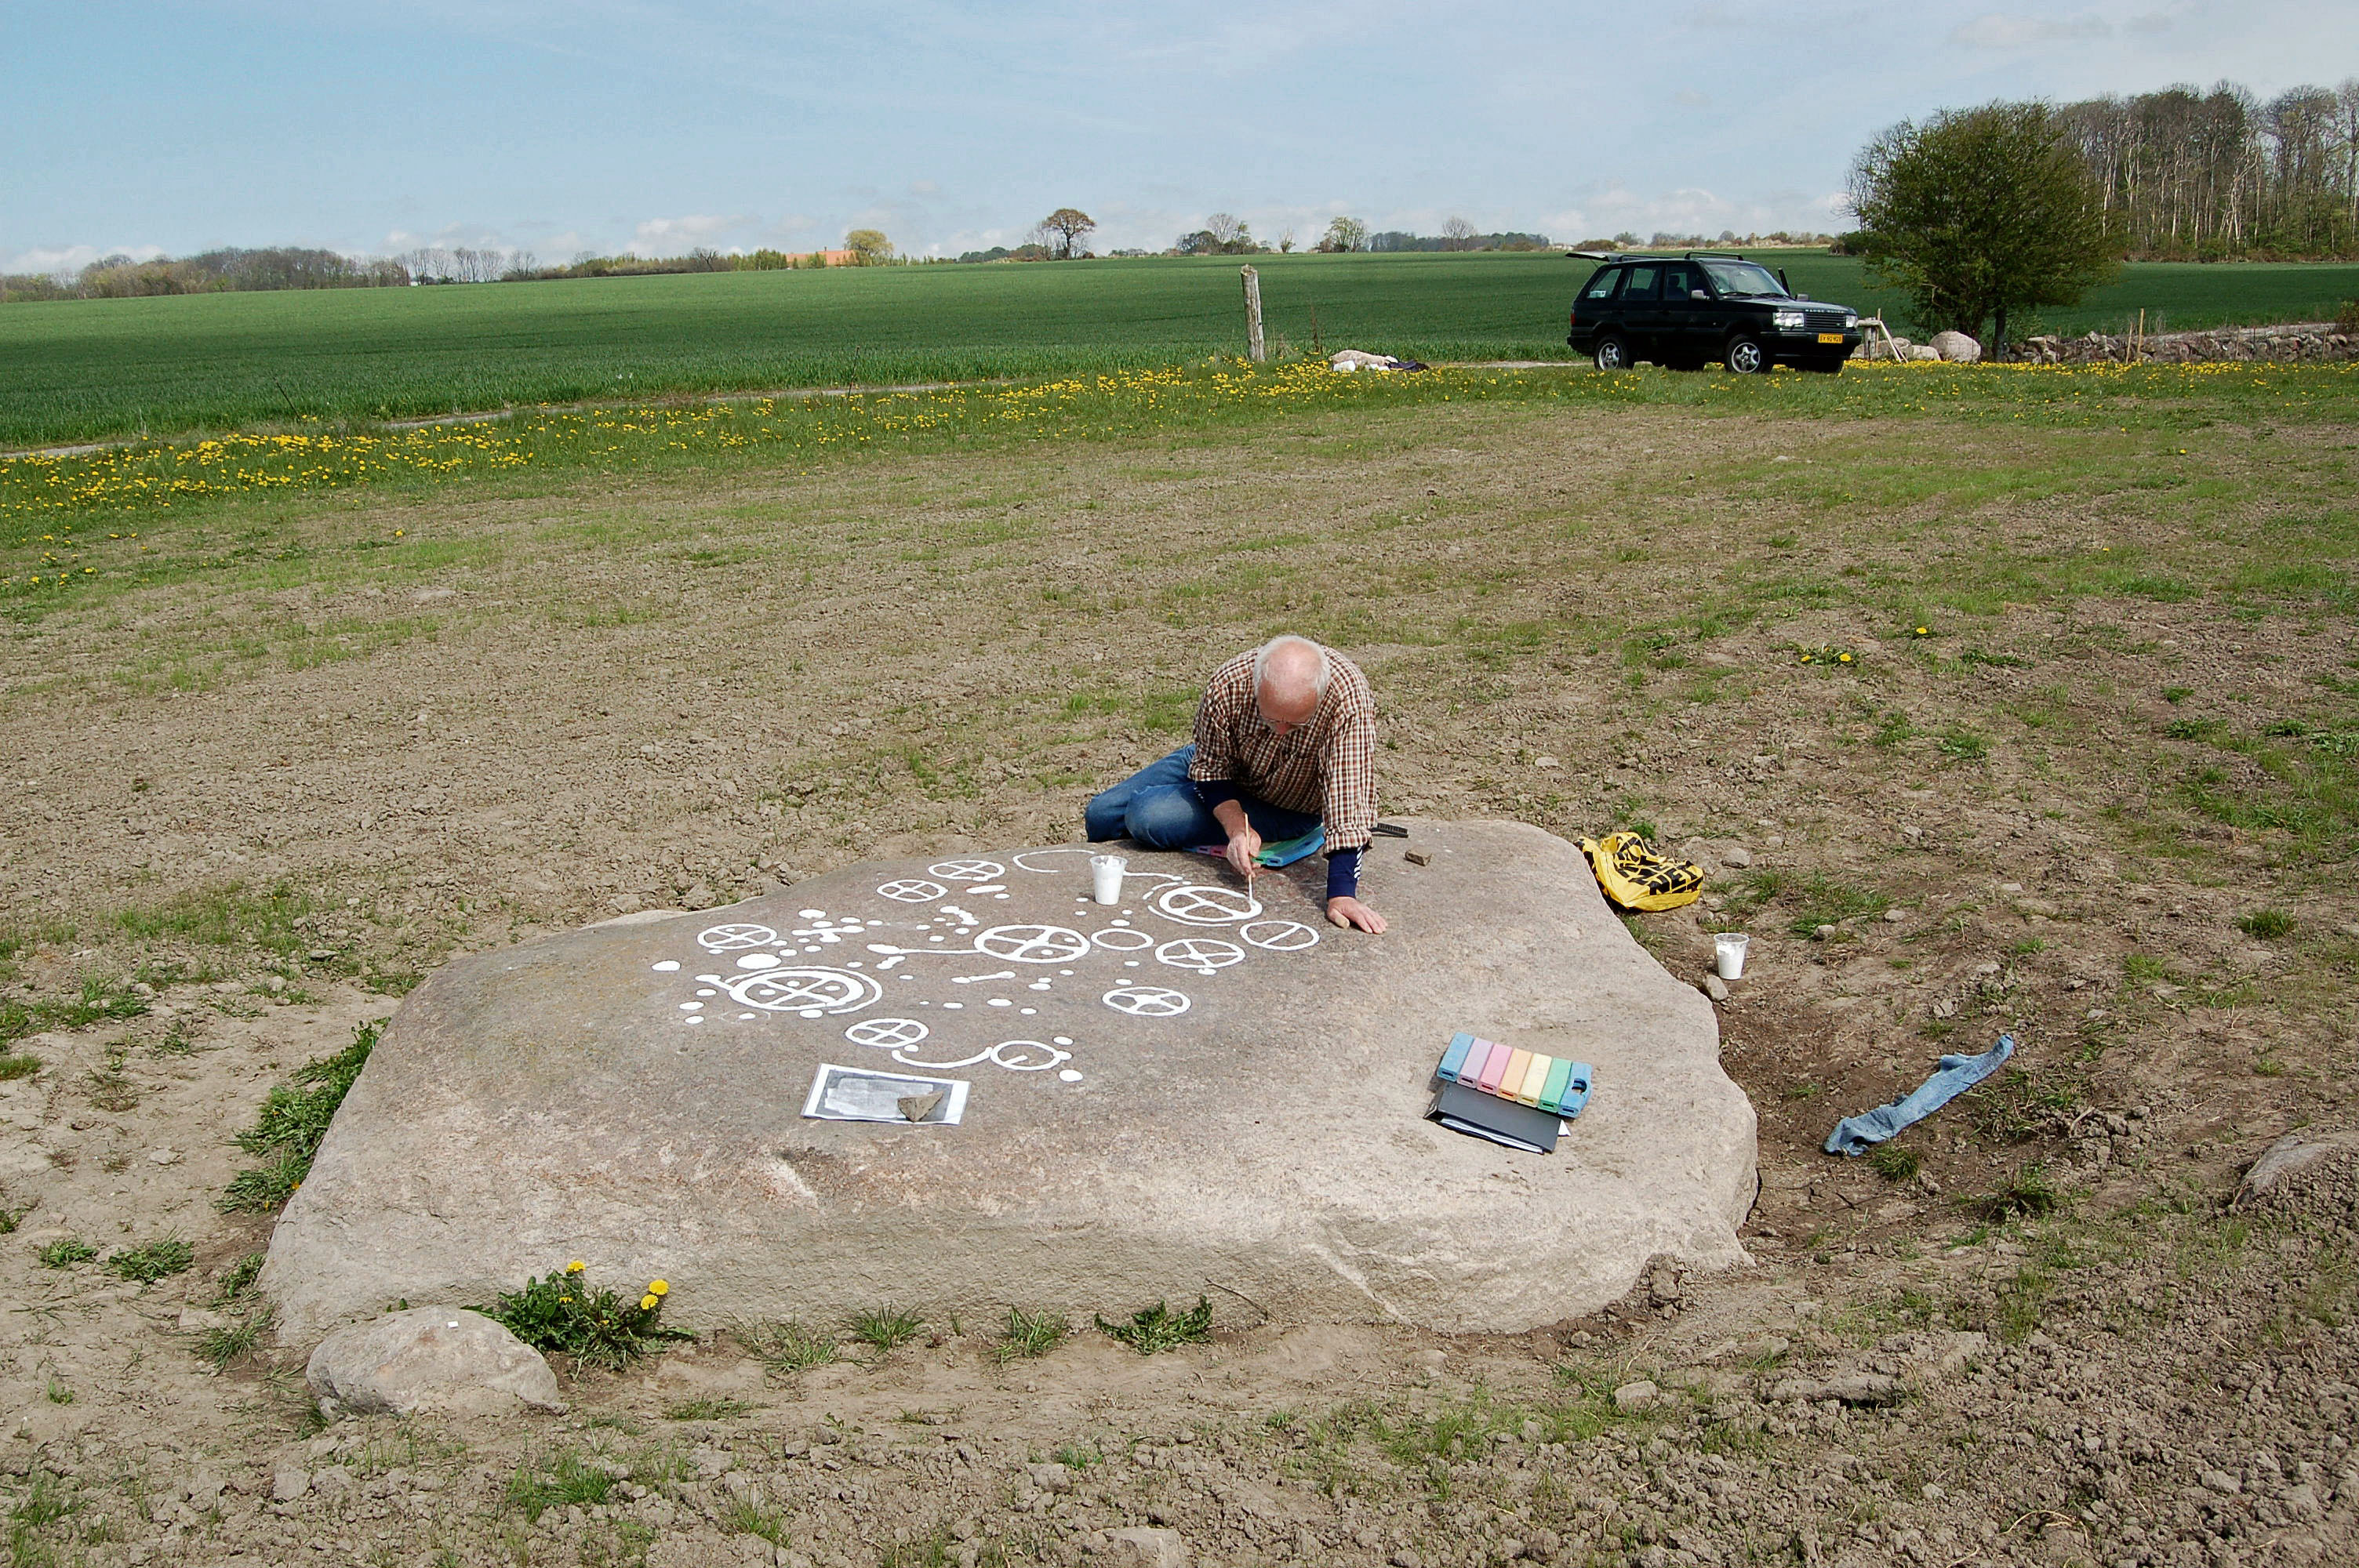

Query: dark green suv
[1566,252,1860,374]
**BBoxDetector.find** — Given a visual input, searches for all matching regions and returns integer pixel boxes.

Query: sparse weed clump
[995,1306,1070,1364]
[105,1238,193,1283]
[38,1238,96,1269]
[1096,1296,1213,1355]
[2237,908,2295,939]
[221,1018,383,1212]
[1866,1142,1923,1182]
[739,1319,838,1375]
[847,1305,925,1356]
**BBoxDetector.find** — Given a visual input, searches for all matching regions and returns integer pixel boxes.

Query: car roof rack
[1565,249,1750,262]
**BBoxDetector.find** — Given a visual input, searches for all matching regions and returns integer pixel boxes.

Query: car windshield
[1698,260,1787,297]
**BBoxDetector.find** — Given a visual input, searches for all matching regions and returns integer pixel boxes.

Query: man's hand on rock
[1327,895,1387,934]
[1224,828,1263,880]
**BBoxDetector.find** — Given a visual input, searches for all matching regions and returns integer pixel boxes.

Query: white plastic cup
[1714,933,1750,980]
[1090,854,1127,905]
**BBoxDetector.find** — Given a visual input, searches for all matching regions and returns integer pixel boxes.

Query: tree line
[2054,78,2359,259]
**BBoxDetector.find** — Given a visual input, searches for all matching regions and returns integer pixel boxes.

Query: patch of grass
[1958,648,2029,669]
[105,1238,193,1283]
[1783,872,1891,937]
[1970,1165,2063,1221]
[0,976,149,1049]
[1866,1143,1923,1182]
[1970,1068,2081,1142]
[1053,1441,1103,1470]
[503,1450,616,1521]
[2123,952,2168,982]
[2163,685,2194,703]
[1938,728,1990,761]
[994,1306,1069,1364]
[665,1397,754,1421]
[1872,711,1916,748]
[2236,908,2295,939]
[212,1250,265,1303]
[221,1016,382,1212]
[196,1306,274,1370]
[740,1319,838,1375]
[847,1305,924,1356]
[1095,1296,1213,1355]
[720,1496,790,1544]
[37,1239,96,1269]
[485,1263,690,1373]
[0,1053,38,1081]
[2165,717,2223,741]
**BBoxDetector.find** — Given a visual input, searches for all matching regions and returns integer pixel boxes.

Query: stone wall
[2008,323,2357,365]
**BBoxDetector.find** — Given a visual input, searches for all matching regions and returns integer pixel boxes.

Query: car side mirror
[1691,289,1708,299]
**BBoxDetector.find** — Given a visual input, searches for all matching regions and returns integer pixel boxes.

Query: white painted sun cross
[648,848,1324,1100]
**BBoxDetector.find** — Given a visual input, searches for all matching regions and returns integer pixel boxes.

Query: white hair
[1251,635,1331,699]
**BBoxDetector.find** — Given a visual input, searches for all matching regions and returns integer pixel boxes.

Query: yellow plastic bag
[1579,832,1704,912]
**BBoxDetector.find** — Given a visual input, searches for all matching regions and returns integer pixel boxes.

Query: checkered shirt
[1187,645,1377,852]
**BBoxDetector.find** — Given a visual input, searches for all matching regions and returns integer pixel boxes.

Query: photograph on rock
[4,3,2359,1566]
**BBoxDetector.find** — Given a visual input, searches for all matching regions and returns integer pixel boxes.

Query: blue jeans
[1085,744,1320,850]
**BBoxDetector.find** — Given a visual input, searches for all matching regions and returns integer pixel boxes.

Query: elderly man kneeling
[1084,635,1387,934]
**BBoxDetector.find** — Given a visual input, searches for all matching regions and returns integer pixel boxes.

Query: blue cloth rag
[1823,1034,2016,1157]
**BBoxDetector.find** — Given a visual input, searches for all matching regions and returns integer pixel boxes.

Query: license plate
[1816,332,1844,343]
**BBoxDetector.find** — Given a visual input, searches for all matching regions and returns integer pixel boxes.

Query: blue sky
[5,0,2351,272]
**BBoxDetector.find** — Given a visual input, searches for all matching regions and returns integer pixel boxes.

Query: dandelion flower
[1838,653,1853,663]
[639,1294,658,1311]
[1914,626,1929,637]
[567,1259,586,1273]
[649,1279,669,1297]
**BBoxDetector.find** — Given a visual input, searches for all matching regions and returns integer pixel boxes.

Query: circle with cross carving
[1102,985,1191,1018]
[1154,884,1263,925]
[877,879,949,903]
[698,923,781,952]
[722,967,881,1015]
[929,859,1006,882]
[1240,919,1321,952]
[972,924,1090,964]
[1155,937,1245,975]
[844,1017,929,1050]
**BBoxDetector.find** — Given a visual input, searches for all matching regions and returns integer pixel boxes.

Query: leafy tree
[1441,216,1478,250]
[1318,216,1369,252]
[1036,208,1096,260]
[842,228,894,265]
[1848,101,2119,350]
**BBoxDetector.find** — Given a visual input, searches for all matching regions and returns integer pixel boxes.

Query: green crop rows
[4,250,2355,448]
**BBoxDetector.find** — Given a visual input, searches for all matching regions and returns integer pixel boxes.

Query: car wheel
[1723,336,1771,375]
[1594,335,1631,372]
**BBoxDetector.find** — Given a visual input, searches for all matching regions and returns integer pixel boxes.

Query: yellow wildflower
[648,1279,669,1297]
[566,1259,586,1273]
[1838,653,1853,663]
[639,1294,658,1311]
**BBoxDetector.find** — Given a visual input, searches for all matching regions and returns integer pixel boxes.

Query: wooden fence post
[1241,266,1266,362]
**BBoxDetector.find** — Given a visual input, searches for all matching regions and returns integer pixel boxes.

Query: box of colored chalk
[1434,1031,1594,1119]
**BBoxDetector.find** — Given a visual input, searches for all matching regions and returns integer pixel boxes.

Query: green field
[5,250,2357,448]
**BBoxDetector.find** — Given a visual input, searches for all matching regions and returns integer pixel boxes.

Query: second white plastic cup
[1090,853,1127,905]
[1714,932,1750,980]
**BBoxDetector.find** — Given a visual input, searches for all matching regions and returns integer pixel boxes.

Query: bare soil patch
[3,394,2356,1566]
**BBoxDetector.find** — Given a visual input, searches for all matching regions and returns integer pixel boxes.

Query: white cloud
[632,213,748,247]
[2,243,165,278]
[1950,12,2113,48]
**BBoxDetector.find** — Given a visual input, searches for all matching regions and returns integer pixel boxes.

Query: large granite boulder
[264,822,1755,1340]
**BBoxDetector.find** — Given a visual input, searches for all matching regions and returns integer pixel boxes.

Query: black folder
[1428,1079,1562,1153]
